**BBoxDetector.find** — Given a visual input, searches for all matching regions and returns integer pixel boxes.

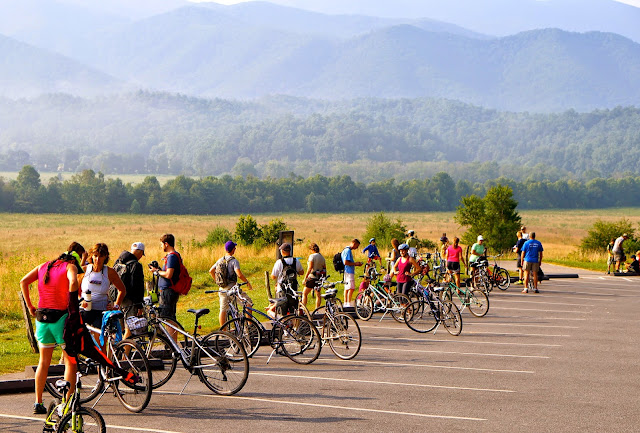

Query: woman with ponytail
[19,243,85,414]
[445,237,466,288]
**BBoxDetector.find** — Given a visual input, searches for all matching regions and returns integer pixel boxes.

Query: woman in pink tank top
[20,244,84,414]
[392,243,421,297]
[445,237,466,288]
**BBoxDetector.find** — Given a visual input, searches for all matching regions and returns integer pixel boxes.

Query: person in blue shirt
[341,239,363,307]
[149,233,181,321]
[362,238,383,276]
[521,232,543,293]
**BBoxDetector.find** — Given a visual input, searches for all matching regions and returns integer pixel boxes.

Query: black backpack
[278,258,299,315]
[109,257,138,302]
[333,251,345,273]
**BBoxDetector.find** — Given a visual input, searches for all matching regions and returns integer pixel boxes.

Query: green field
[0,171,185,185]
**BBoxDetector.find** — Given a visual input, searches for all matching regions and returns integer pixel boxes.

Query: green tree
[235,214,261,245]
[455,184,521,253]
[363,212,406,251]
[580,219,635,252]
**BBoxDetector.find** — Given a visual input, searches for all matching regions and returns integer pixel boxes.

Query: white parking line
[464,330,570,337]
[489,299,594,307]
[370,335,562,347]
[365,346,549,359]
[491,306,590,313]
[0,413,185,433]
[464,322,579,329]
[491,315,587,321]
[251,372,516,393]
[157,391,488,421]
[322,358,535,374]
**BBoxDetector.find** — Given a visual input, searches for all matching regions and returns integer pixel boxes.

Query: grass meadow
[2,208,640,373]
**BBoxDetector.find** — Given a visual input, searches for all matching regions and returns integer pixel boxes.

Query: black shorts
[158,288,179,321]
[305,278,320,289]
[446,261,460,273]
[516,257,522,269]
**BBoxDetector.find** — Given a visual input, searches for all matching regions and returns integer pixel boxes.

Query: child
[359,275,371,292]
[362,238,383,275]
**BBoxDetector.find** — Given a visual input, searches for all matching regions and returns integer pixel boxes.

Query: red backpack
[165,252,193,296]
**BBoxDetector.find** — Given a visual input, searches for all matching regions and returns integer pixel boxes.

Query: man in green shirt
[469,235,487,264]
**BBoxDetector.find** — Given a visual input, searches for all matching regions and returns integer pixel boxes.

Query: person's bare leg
[34,346,54,404]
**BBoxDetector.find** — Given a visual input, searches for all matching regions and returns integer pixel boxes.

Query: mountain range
[0,1,638,111]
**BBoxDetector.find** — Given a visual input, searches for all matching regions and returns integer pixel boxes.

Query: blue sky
[192,0,640,7]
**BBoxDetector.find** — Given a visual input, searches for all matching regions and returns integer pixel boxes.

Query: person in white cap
[113,242,146,339]
[469,235,487,265]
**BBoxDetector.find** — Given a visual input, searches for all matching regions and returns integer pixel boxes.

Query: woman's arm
[19,265,40,316]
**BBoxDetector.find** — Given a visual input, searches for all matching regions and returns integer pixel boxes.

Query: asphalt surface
[1,262,638,433]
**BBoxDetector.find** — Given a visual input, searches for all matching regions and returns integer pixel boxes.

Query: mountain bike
[442,280,489,317]
[403,280,462,335]
[43,371,106,433]
[354,270,410,322]
[472,255,510,292]
[313,288,361,359]
[44,310,152,413]
[211,285,322,365]
[133,297,249,394]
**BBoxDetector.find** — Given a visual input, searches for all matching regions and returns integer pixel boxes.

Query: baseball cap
[131,242,145,255]
[279,242,292,251]
[399,243,409,250]
[225,240,237,253]
[369,238,376,243]
[477,235,484,241]
[623,233,629,238]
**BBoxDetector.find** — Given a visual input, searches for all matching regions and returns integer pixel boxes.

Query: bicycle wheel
[45,356,104,404]
[110,339,152,413]
[495,268,511,290]
[390,293,410,323]
[277,315,322,365]
[326,313,361,360]
[220,317,262,358]
[333,298,344,313]
[56,407,106,433]
[197,330,249,395]
[440,301,463,336]
[404,300,438,333]
[467,289,490,318]
[135,332,178,389]
[355,292,373,320]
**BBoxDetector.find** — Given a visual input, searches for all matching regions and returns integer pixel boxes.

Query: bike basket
[125,316,148,336]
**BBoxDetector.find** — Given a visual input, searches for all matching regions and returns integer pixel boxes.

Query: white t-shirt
[271,256,303,286]
[613,236,625,253]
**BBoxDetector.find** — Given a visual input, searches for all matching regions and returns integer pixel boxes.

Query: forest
[2,165,639,214]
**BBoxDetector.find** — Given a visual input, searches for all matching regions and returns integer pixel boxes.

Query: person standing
[445,237,466,288]
[20,250,82,414]
[210,241,253,327]
[80,243,126,329]
[514,231,527,284]
[302,243,326,310]
[149,234,181,322]
[113,242,146,339]
[521,226,530,240]
[341,239,363,307]
[521,232,543,293]
[271,243,304,315]
[606,238,615,274]
[406,230,419,257]
[393,243,421,296]
[388,238,401,273]
[612,233,629,273]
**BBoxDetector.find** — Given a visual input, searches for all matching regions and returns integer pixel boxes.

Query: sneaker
[534,289,539,293]
[33,403,47,414]
[516,280,523,285]
[521,289,528,294]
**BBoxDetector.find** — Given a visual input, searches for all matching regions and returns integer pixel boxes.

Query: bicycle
[354,269,410,322]
[403,279,462,335]
[133,296,249,394]
[313,287,362,359]
[429,250,447,283]
[442,279,490,317]
[211,285,322,365]
[44,310,152,413]
[43,371,105,433]
[472,255,510,293]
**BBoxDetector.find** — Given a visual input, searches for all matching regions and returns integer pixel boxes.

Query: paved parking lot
[2,264,638,432]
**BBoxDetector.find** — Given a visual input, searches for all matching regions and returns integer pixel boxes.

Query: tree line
[2,166,640,214]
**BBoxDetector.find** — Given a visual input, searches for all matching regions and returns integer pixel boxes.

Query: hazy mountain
[0,34,123,98]
[271,0,640,43]
[77,6,640,111]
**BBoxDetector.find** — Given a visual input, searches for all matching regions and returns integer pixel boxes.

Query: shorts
[305,278,320,289]
[614,252,625,262]
[158,287,179,321]
[516,257,523,269]
[446,261,460,273]
[607,256,615,266]
[81,309,105,329]
[35,314,68,348]
[121,298,143,320]
[219,288,253,313]
[344,273,356,292]
[523,261,540,273]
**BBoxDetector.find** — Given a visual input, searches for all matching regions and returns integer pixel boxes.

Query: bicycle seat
[55,380,71,392]
[321,288,338,299]
[187,308,210,318]
[268,297,288,307]
[432,286,444,293]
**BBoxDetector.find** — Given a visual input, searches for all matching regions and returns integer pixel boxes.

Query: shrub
[581,219,637,253]
[363,212,406,250]
[201,225,233,247]
[260,219,288,245]
[235,214,262,245]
